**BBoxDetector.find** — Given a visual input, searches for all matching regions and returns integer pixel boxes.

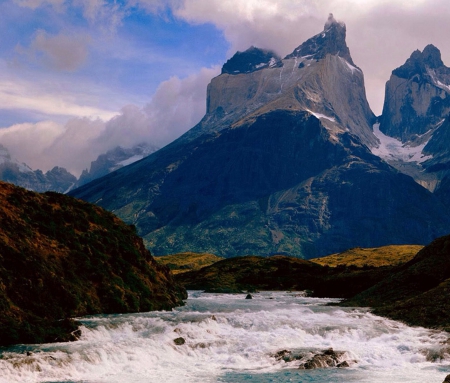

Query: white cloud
[0,66,218,176]
[0,77,118,121]
[13,0,65,10]
[166,0,450,114]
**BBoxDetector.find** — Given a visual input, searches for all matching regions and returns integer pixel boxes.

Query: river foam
[1,291,449,383]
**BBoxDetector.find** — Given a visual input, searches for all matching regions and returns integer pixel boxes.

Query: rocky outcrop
[273,348,356,369]
[372,45,450,191]
[185,14,375,148]
[0,181,186,346]
[379,44,450,142]
[298,348,355,369]
[285,14,355,66]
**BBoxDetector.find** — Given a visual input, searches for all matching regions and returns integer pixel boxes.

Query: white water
[1,291,449,383]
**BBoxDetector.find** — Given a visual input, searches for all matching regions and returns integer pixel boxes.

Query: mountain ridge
[69,17,450,258]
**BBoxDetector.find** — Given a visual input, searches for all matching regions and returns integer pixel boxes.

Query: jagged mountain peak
[392,44,447,79]
[221,46,282,75]
[324,13,345,30]
[284,14,354,66]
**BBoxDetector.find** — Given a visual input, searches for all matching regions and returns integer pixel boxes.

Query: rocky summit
[70,17,450,258]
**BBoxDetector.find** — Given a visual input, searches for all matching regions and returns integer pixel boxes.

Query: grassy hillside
[155,252,223,274]
[0,181,186,346]
[311,245,423,267]
[342,234,450,330]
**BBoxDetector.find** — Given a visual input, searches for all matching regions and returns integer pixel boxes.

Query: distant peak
[221,46,282,75]
[285,14,354,65]
[392,44,446,79]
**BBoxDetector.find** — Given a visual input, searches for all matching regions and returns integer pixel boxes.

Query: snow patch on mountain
[372,123,432,164]
[0,145,33,173]
[427,68,450,92]
[307,110,336,122]
[115,154,144,168]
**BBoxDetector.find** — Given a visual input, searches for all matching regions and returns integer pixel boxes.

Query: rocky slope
[342,233,450,330]
[190,13,376,148]
[75,143,158,188]
[70,16,450,258]
[0,181,186,346]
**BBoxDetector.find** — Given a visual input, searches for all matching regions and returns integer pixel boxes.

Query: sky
[1,0,450,176]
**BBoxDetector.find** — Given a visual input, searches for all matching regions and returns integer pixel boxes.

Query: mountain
[0,142,158,193]
[375,45,450,191]
[0,144,77,193]
[70,16,450,258]
[75,143,159,188]
[0,181,186,346]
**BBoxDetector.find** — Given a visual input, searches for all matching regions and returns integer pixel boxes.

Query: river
[1,291,449,382]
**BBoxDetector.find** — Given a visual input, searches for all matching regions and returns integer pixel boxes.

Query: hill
[155,252,223,274]
[342,233,450,330]
[0,181,186,346]
[175,255,396,298]
[311,245,423,267]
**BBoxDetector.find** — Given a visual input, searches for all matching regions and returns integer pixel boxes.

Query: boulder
[173,337,185,346]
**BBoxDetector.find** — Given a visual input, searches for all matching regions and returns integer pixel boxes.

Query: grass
[310,245,423,267]
[155,252,224,274]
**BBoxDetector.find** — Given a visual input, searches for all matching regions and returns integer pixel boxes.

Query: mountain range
[8,14,450,259]
[0,143,158,193]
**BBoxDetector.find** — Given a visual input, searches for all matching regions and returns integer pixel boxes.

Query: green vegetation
[0,181,186,347]
[155,252,223,274]
[311,245,423,267]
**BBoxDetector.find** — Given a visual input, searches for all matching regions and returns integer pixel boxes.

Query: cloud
[23,30,91,72]
[0,66,219,176]
[0,76,118,121]
[13,0,65,10]
[165,0,448,114]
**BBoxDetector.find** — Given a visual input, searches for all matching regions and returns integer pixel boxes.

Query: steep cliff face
[185,14,376,147]
[374,45,450,192]
[379,45,450,142]
[0,181,186,346]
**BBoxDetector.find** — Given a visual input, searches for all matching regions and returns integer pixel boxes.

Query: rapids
[1,291,449,383]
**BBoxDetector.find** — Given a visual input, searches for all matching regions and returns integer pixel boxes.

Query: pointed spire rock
[392,44,446,79]
[285,14,355,66]
[380,44,450,142]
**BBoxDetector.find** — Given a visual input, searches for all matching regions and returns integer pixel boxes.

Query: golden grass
[155,252,224,274]
[310,245,424,267]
